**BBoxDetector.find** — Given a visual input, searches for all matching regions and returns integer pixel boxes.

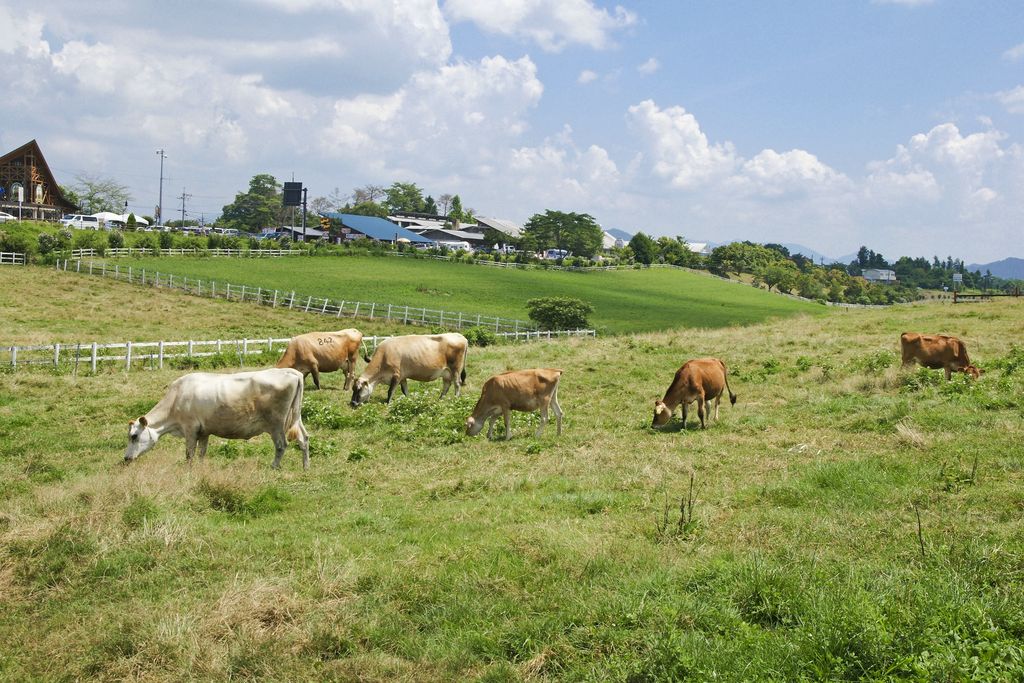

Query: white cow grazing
[124,368,310,469]
[350,333,468,407]
[465,368,564,440]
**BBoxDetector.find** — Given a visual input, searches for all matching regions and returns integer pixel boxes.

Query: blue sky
[1,0,1022,262]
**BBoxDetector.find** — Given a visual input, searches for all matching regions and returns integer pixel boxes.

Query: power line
[177,187,192,226]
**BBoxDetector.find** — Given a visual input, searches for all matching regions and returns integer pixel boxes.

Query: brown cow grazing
[351,333,468,406]
[276,328,363,390]
[653,358,737,430]
[465,368,564,440]
[900,332,981,380]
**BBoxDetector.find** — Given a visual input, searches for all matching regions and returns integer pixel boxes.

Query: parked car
[0,211,16,223]
[254,231,287,241]
[211,227,240,237]
[60,214,102,230]
[542,248,570,260]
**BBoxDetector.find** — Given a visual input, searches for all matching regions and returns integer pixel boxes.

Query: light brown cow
[350,333,468,406]
[900,332,981,380]
[276,328,363,390]
[465,368,564,440]
[652,358,737,430]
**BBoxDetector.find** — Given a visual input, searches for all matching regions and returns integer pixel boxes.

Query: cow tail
[286,373,305,442]
[361,339,371,364]
[724,364,737,405]
[460,347,468,384]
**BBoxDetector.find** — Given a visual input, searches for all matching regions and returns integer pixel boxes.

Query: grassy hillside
[2,269,1022,680]
[106,254,821,334]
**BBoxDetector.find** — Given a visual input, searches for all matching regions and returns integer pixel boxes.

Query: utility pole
[301,187,307,242]
[155,149,167,225]
[178,188,191,227]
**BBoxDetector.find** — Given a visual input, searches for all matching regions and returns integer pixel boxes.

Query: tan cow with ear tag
[653,358,736,430]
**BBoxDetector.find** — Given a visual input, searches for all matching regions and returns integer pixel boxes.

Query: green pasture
[2,264,1024,680]
[107,254,821,334]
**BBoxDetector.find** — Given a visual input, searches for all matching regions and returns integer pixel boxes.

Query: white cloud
[626,100,738,188]
[637,57,660,75]
[996,85,1024,114]
[578,69,598,84]
[443,0,636,51]
[1004,43,1024,61]
[732,149,849,197]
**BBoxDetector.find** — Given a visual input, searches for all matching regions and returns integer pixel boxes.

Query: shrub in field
[851,349,896,373]
[107,230,125,249]
[158,230,173,249]
[463,325,498,347]
[37,232,58,254]
[526,296,593,330]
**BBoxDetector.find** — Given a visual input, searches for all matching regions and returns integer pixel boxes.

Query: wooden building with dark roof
[0,140,76,220]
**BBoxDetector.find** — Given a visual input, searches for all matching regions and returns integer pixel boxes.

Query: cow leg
[486,416,497,440]
[536,406,547,439]
[713,395,721,421]
[295,421,310,471]
[505,409,513,441]
[271,429,287,469]
[311,367,321,390]
[439,374,452,398]
[944,366,952,381]
[197,434,210,460]
[386,376,399,403]
[184,427,202,463]
[697,394,707,429]
[343,360,354,390]
[551,394,564,436]
[401,379,410,397]
[681,402,688,427]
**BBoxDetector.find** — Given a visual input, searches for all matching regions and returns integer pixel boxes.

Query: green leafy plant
[526,296,593,330]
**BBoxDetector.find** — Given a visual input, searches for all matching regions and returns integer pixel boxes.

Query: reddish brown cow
[276,328,363,390]
[900,332,980,380]
[652,358,737,430]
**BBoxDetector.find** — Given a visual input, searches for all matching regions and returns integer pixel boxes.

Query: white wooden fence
[1,251,26,265]
[5,329,596,373]
[68,247,305,259]
[56,258,537,334]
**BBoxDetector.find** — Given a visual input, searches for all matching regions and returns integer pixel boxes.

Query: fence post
[142,268,146,285]
[241,284,246,301]
[10,346,16,369]
[257,287,262,304]
[54,343,60,368]
[89,261,93,275]
[77,260,81,272]
[212,281,216,298]
[115,265,119,278]
[321,299,329,314]
[370,303,375,319]
[91,342,98,373]
[404,305,409,324]
[439,310,443,326]
[290,291,296,309]
[273,290,278,308]
[354,302,360,317]
[188,340,194,358]
[126,341,132,370]
[243,339,248,357]
[159,341,164,369]
[268,338,273,353]
[128,266,132,282]
[305,296,312,312]
[337,301,344,317]
[458,312,463,328]
[217,340,222,354]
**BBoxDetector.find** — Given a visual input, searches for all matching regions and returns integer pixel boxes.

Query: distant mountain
[606,228,633,241]
[777,243,837,264]
[966,257,1024,280]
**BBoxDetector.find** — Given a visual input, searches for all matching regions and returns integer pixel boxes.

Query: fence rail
[68,247,305,259]
[56,258,536,334]
[1,251,26,265]
[5,329,596,373]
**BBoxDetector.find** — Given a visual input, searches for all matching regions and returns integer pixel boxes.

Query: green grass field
[105,254,821,334]
[2,263,1023,680]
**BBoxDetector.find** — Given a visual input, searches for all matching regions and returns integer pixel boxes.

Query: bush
[107,230,125,249]
[526,296,594,330]
[463,326,498,347]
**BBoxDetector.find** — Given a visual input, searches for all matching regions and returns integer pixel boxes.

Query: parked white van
[60,214,101,230]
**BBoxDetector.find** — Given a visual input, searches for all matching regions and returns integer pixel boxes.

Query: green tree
[526,297,594,330]
[656,236,699,267]
[69,173,131,213]
[709,241,782,275]
[523,210,604,258]
[628,232,658,265]
[126,213,137,230]
[759,262,800,293]
[219,174,284,233]
[447,195,467,227]
[385,182,426,213]
[341,201,388,218]
[423,195,438,215]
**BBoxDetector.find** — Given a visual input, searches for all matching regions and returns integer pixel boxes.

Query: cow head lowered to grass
[123,368,310,470]
[350,333,468,407]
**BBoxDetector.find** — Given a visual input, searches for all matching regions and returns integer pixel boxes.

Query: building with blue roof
[322,212,434,244]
